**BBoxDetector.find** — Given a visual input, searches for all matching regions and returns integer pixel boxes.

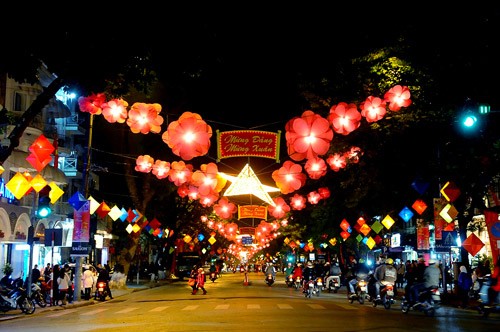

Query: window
[14,92,24,112]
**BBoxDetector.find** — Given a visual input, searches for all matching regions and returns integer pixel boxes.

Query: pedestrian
[82,266,94,300]
[63,264,73,303]
[43,263,52,283]
[32,264,41,282]
[189,265,198,295]
[196,267,207,295]
[457,265,472,308]
[96,263,113,299]
[57,267,71,305]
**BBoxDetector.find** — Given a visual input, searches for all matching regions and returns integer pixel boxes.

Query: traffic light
[37,185,52,218]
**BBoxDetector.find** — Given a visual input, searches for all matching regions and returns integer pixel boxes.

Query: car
[176,253,202,280]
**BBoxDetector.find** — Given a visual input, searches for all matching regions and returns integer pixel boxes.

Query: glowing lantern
[357,217,366,226]
[366,237,376,249]
[304,157,327,179]
[101,98,129,123]
[326,153,347,172]
[29,134,55,163]
[371,220,384,234]
[412,199,428,215]
[360,224,371,236]
[329,238,337,246]
[135,155,154,173]
[440,181,461,202]
[462,233,485,257]
[87,196,100,214]
[48,181,64,204]
[318,187,331,199]
[6,172,32,200]
[183,234,192,243]
[96,202,111,218]
[411,178,430,195]
[340,219,350,232]
[340,231,351,240]
[108,205,123,221]
[381,215,395,229]
[272,161,307,194]
[168,161,193,186]
[440,203,458,223]
[285,110,333,161]
[78,93,106,115]
[399,206,414,222]
[126,102,163,134]
[268,197,290,219]
[152,160,171,179]
[30,174,48,192]
[384,85,412,111]
[360,96,387,122]
[132,223,141,233]
[213,197,237,219]
[328,102,361,135]
[290,194,306,210]
[0,165,4,175]
[68,191,87,210]
[162,111,213,160]
[307,191,321,204]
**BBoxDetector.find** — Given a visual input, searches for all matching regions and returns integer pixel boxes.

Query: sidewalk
[0,277,177,322]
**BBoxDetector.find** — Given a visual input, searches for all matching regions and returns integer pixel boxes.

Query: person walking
[57,267,71,305]
[82,266,95,300]
[32,264,41,282]
[51,264,60,306]
[457,265,472,308]
[196,267,207,295]
[189,265,198,295]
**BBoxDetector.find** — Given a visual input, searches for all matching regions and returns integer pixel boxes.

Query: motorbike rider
[408,259,440,305]
[264,262,277,281]
[95,263,113,300]
[302,261,317,292]
[348,258,371,296]
[325,260,342,290]
[292,263,303,280]
[374,257,397,300]
[284,262,294,278]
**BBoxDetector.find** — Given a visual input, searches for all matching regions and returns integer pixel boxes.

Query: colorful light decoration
[328,102,361,135]
[290,194,306,210]
[5,172,31,200]
[221,164,279,206]
[126,102,164,134]
[271,160,306,194]
[462,233,485,257]
[285,110,333,162]
[399,206,414,222]
[381,215,395,229]
[326,153,346,172]
[360,96,387,122]
[101,98,129,124]
[304,157,327,179]
[268,197,290,219]
[412,199,428,215]
[135,155,154,173]
[384,85,412,111]
[439,203,459,223]
[48,182,64,204]
[152,160,171,179]
[440,181,461,202]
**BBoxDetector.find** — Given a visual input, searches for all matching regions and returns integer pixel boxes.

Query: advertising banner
[417,219,430,250]
[485,210,500,265]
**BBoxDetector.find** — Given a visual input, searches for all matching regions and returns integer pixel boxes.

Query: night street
[1,272,498,332]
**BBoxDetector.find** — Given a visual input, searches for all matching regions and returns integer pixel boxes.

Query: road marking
[334,303,359,310]
[116,307,139,313]
[182,305,199,310]
[215,304,230,310]
[81,308,109,316]
[306,304,326,310]
[46,309,77,317]
[277,304,293,309]
[150,306,170,312]
[247,304,260,309]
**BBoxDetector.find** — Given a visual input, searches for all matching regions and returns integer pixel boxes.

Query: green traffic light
[462,114,478,127]
[37,206,52,218]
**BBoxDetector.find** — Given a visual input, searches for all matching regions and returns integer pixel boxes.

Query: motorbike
[326,275,342,293]
[31,282,47,307]
[293,275,302,290]
[348,279,368,304]
[265,274,275,286]
[95,280,110,301]
[285,274,294,288]
[401,285,441,317]
[477,275,500,318]
[372,282,396,309]
[305,277,321,298]
[0,279,36,314]
[209,271,217,283]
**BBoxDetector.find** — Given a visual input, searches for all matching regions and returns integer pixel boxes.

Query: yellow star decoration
[220,164,280,206]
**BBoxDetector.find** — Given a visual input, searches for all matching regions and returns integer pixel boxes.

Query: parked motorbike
[401,285,441,317]
[326,275,341,293]
[372,282,396,309]
[95,281,110,301]
[348,279,368,304]
[31,282,47,307]
[0,280,36,314]
[209,271,217,283]
[265,274,275,286]
[477,275,500,318]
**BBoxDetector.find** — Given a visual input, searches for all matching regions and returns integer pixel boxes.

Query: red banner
[485,210,500,265]
[417,220,430,250]
[238,205,267,220]
[73,200,90,242]
[217,130,280,161]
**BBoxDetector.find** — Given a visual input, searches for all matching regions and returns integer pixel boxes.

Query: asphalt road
[1,272,499,332]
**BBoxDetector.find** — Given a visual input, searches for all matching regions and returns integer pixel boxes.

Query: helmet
[386,258,394,265]
[306,261,313,268]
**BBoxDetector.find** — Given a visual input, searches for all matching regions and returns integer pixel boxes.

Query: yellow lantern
[48,181,64,204]
[6,172,32,200]
[30,174,48,192]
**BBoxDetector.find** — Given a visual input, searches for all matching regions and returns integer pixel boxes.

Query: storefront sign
[217,130,280,162]
[73,200,90,242]
[238,205,267,220]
